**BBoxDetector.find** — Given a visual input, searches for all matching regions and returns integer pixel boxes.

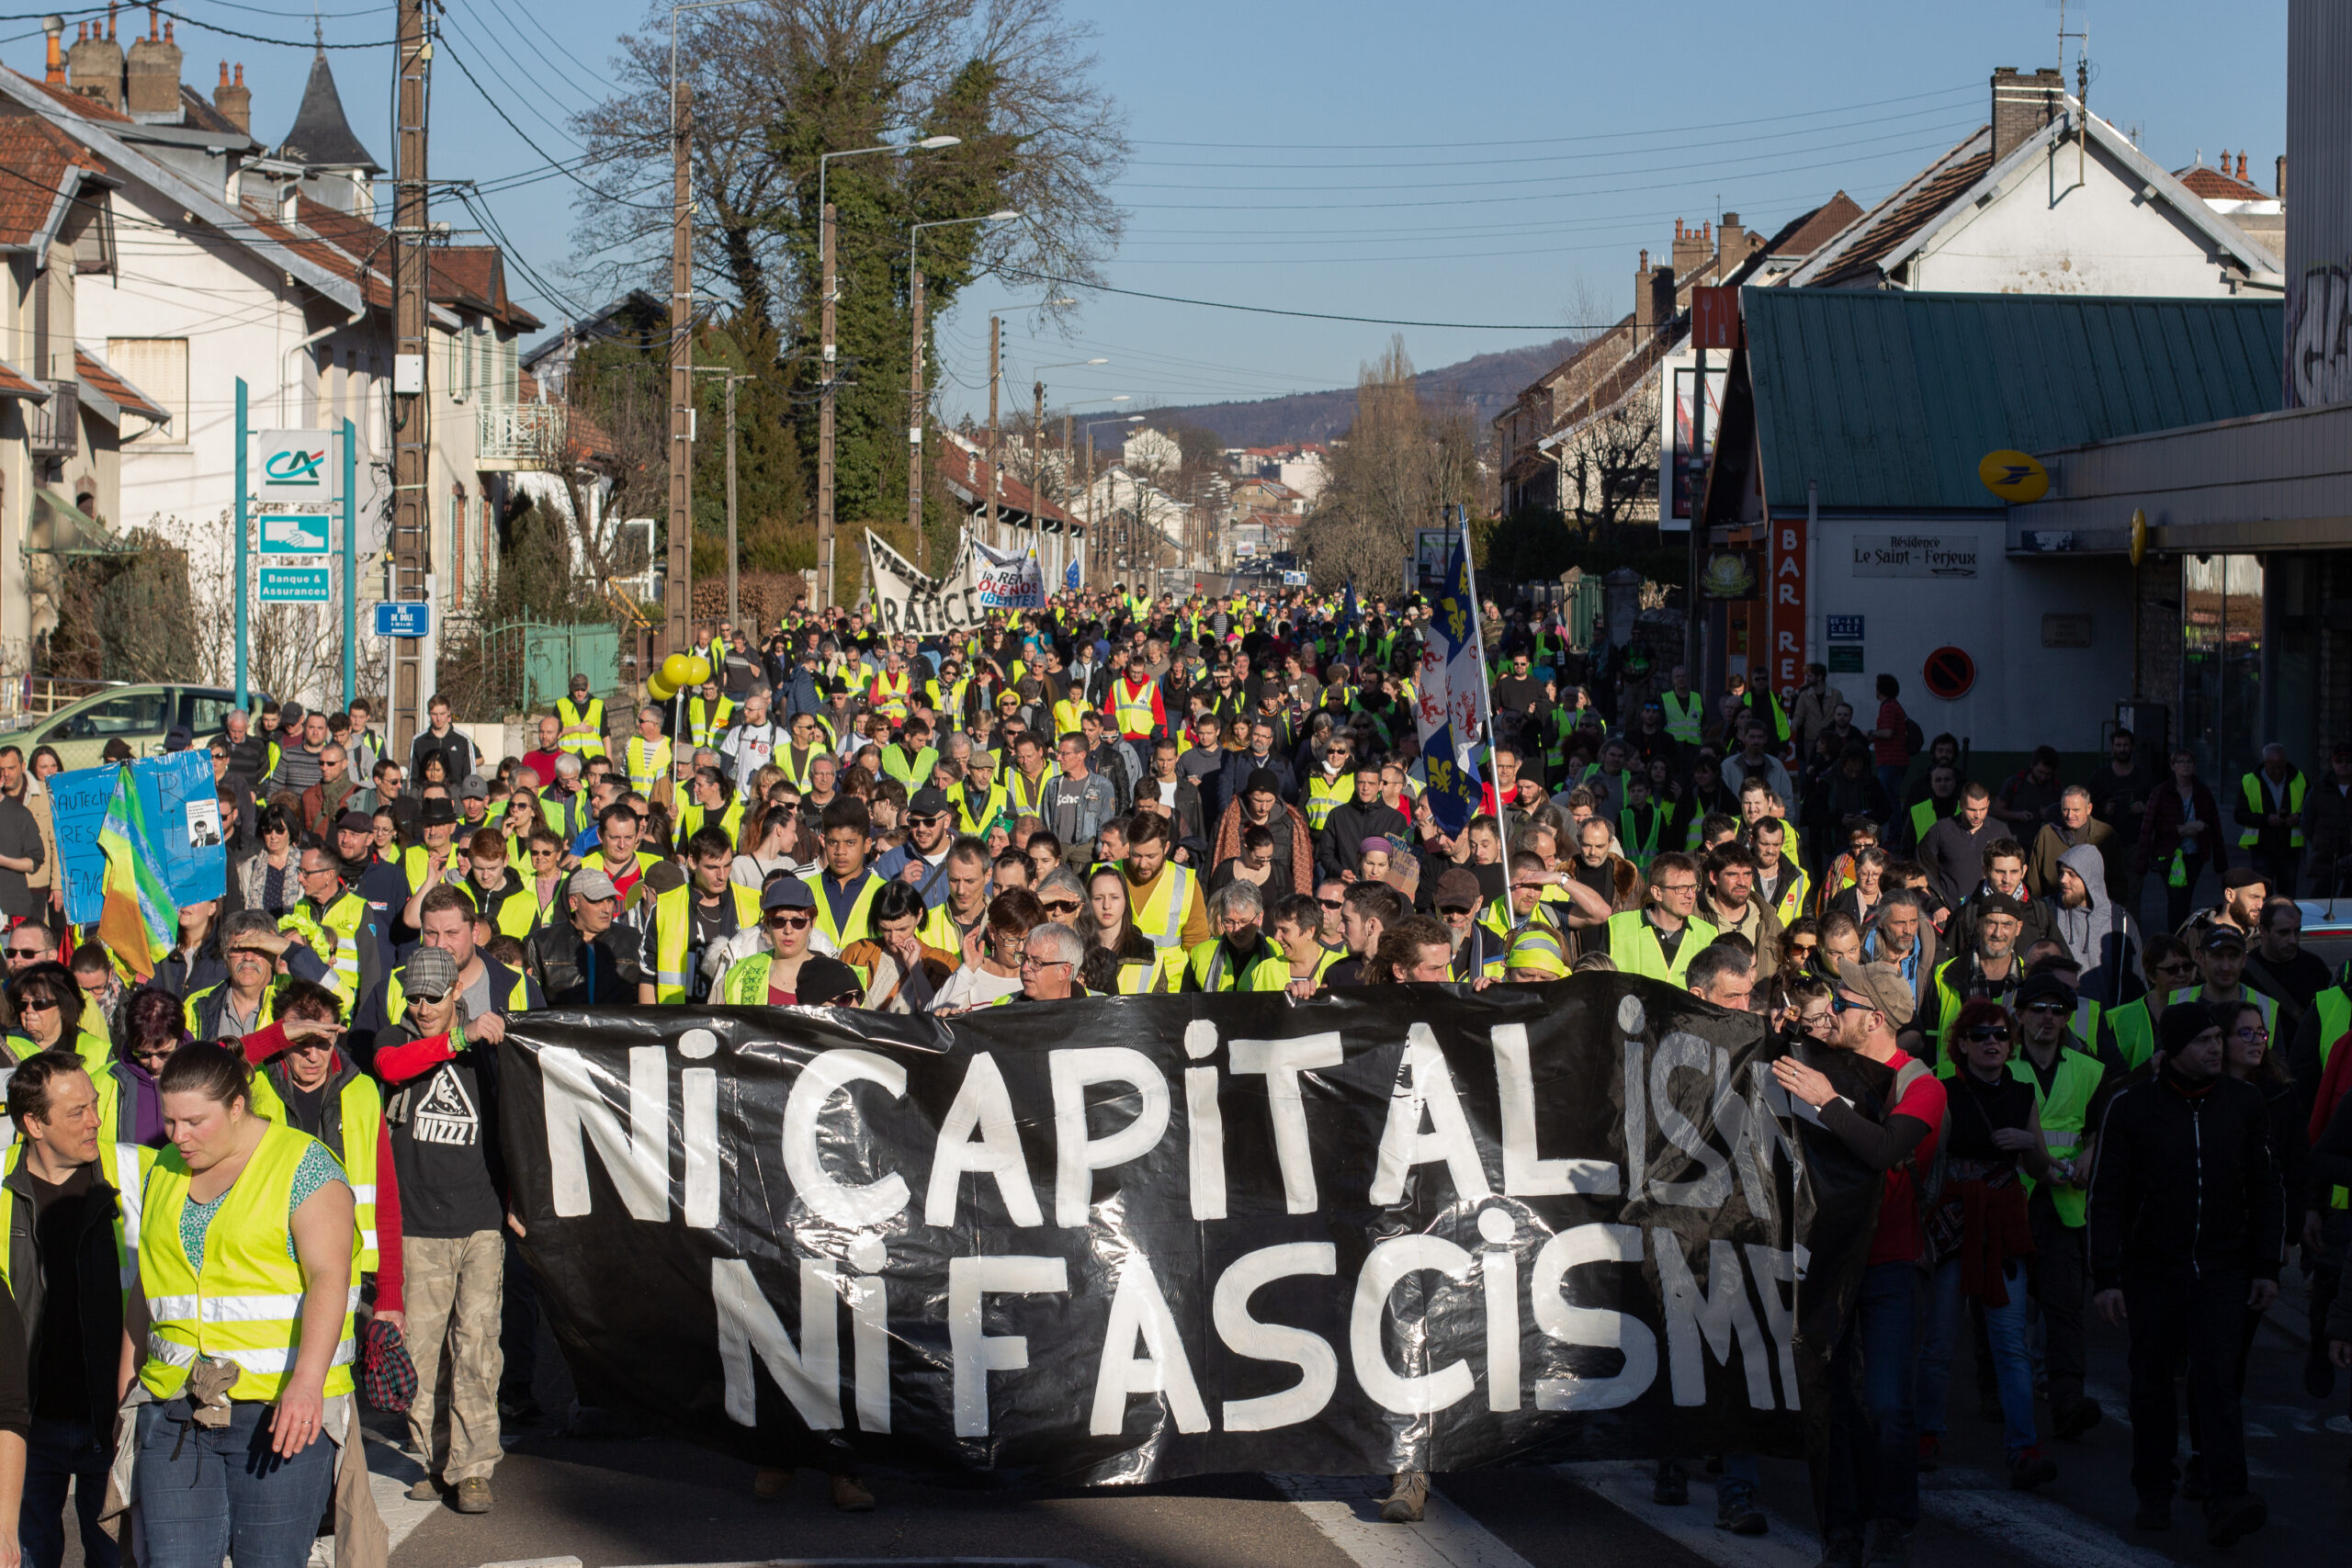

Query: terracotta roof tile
[0,356,48,400]
[1762,191,1864,258]
[2175,163,2267,201]
[1813,139,1995,286]
[933,439,1072,526]
[74,345,168,423]
[0,113,107,248]
[11,69,133,124]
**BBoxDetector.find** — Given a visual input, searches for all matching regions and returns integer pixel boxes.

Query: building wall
[1809,512,2134,753]
[2287,0,2352,407]
[1910,136,2260,298]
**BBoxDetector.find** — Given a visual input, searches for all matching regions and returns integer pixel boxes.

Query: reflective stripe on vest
[138,1120,357,1402]
[625,735,672,795]
[1131,864,1196,949]
[1306,773,1353,830]
[869,671,912,720]
[247,1072,386,1272]
[1113,679,1156,737]
[2238,772,2306,848]
[2017,1047,2105,1227]
[1660,691,1703,744]
[280,890,366,1010]
[556,694,605,755]
[804,871,885,953]
[687,695,735,750]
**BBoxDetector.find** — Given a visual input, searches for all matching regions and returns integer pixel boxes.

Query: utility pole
[390,0,429,753]
[1084,428,1096,585]
[1033,377,1046,572]
[665,82,695,659]
[817,199,836,611]
[906,265,925,557]
[985,316,1001,549]
[724,371,740,628]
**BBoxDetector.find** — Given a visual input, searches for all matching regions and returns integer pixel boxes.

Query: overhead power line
[987,264,1615,332]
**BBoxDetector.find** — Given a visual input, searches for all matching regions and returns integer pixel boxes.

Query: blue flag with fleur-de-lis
[1413,529,1487,834]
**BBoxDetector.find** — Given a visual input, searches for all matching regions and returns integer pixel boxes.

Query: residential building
[1,17,548,709]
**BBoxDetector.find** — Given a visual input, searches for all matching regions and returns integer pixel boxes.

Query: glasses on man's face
[6,946,44,963]
[1019,954,1070,973]
[2022,1001,2070,1017]
[407,992,448,1009]
[1830,993,1879,1016]
[1316,897,1344,912]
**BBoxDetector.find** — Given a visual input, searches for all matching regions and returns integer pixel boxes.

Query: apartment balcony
[476,401,565,471]
[23,380,77,458]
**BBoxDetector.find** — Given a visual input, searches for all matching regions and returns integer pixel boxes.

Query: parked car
[0,684,265,771]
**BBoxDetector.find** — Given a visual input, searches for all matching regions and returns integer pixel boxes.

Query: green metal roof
[1741,288,2282,510]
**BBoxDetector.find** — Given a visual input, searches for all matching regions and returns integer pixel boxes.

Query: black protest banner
[498,976,1883,1485]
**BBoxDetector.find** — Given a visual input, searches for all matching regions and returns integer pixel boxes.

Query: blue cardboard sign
[133,750,227,908]
[48,765,119,925]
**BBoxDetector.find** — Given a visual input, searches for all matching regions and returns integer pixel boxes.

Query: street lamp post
[815,135,957,609]
[906,210,1019,561]
[1080,412,1144,590]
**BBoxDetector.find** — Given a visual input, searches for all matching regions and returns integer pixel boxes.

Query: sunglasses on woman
[1040,897,1081,917]
[765,912,812,931]
[1964,1025,2012,1043]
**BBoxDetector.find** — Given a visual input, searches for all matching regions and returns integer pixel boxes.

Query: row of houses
[0,10,577,714]
[1493,61,2327,773]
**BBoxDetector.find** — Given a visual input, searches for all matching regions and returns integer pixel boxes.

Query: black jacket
[5,1157,121,1432]
[1316,798,1410,880]
[2088,1064,2285,1290]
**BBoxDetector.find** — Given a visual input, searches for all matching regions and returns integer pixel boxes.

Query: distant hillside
[1143,335,1584,447]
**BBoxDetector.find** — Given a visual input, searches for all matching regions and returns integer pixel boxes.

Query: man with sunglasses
[876,788,957,908]
[279,843,385,1013]
[3,1049,158,1568]
[1770,963,1944,1566]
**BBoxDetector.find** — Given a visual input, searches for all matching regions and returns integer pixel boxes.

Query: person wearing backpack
[1769,962,1946,1568]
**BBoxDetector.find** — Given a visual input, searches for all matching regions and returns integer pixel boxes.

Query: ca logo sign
[263,446,327,485]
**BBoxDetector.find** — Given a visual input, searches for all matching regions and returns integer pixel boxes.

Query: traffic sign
[258,512,333,554]
[252,430,341,502]
[258,567,331,604]
[374,601,432,638]
[1923,645,1975,700]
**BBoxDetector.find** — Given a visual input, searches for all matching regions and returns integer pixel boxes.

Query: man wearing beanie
[2088,1001,2285,1545]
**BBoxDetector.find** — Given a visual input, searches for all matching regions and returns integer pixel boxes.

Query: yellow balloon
[647,673,676,702]
[661,653,697,688]
[682,655,712,686]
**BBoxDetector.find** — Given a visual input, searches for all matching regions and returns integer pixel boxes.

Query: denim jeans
[1917,1256,2039,1457]
[135,1400,335,1568]
[1824,1261,1921,1538]
[20,1416,116,1568]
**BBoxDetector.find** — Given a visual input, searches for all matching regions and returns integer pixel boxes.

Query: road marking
[1919,1487,2177,1568]
[1559,1461,1815,1568]
[1269,1472,1536,1568]
[366,1434,446,1556]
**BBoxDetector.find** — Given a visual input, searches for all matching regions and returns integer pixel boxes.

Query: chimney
[42,15,63,85]
[125,3,181,118]
[1717,211,1747,269]
[1671,218,1709,279]
[1991,65,2066,162]
[2237,152,2249,183]
[1635,249,1656,330]
[1650,265,1677,330]
[214,60,250,133]
[68,14,124,108]
[2277,153,2287,200]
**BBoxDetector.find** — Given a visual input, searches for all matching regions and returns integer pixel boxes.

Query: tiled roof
[2174,163,2267,201]
[74,344,168,423]
[1761,192,1863,258]
[12,68,132,124]
[0,113,107,248]
[176,84,246,139]
[0,357,49,400]
[277,51,379,171]
[1741,288,2283,510]
[1810,131,1995,286]
[933,438,1073,527]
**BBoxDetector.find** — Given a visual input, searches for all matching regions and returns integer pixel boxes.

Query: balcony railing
[24,380,77,457]
[476,402,565,470]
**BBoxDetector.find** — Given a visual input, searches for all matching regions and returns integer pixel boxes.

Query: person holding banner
[714,880,861,1008]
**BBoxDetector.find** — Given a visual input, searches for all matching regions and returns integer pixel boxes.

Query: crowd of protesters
[0,584,2341,1567]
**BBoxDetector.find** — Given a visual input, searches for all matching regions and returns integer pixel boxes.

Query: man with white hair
[1000,919,1087,1002]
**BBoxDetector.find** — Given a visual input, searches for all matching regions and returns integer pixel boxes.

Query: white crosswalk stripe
[1559,1461,1816,1568]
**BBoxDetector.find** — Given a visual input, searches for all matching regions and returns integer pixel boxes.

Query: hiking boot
[404,1477,443,1502]
[1653,1460,1689,1506]
[830,1472,876,1513]
[2179,1454,2209,1501]
[1716,1483,1767,1535]
[1864,1524,1913,1568]
[1381,1471,1430,1524]
[2007,1449,2057,1491]
[2052,1395,2104,1440]
[453,1477,492,1515]
[2134,1497,2171,1531]
[1916,1434,1940,1473]
[752,1467,793,1500]
[1815,1531,1864,1568]
[2206,1493,2267,1548]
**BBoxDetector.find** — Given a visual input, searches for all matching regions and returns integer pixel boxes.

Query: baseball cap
[164,725,192,752]
[280,702,306,725]
[568,867,618,902]
[761,877,816,912]
[1434,867,1483,912]
[909,786,950,818]
[458,775,491,802]
[1835,961,1917,1028]
[403,945,459,1003]
[2013,972,2076,1011]
[2199,923,2247,952]
[1973,890,2028,922]
[334,808,373,834]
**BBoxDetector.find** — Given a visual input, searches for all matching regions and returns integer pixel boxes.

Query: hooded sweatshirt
[2050,840,2140,1005]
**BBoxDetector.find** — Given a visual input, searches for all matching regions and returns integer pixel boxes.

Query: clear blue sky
[26,0,2289,428]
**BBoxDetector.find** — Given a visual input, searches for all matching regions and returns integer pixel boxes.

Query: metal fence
[458,617,623,717]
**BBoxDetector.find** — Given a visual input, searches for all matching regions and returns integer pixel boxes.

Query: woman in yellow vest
[6,961,111,1075]
[1084,865,1177,992]
[129,1043,357,1568]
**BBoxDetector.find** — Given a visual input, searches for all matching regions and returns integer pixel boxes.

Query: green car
[0,684,267,771]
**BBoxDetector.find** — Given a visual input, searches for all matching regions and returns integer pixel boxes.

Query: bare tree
[1297,338,1477,591]
[1555,394,1660,547]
